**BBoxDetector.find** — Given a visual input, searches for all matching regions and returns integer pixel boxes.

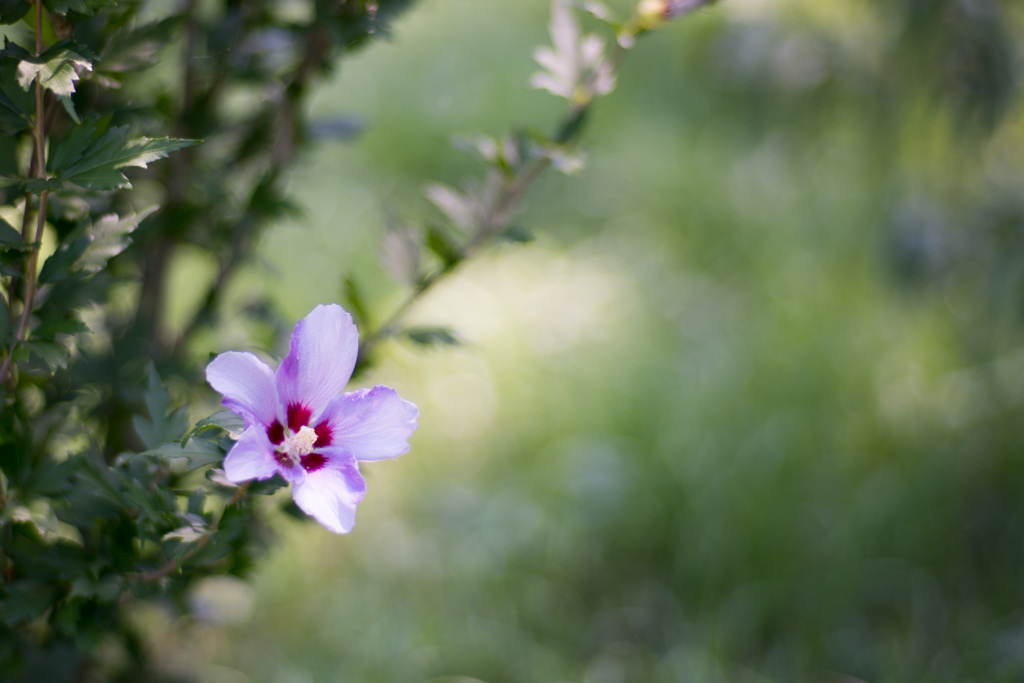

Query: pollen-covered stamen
[278,424,320,465]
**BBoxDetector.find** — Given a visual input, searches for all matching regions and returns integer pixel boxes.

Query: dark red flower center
[267,403,334,472]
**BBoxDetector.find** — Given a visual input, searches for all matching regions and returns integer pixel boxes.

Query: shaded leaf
[14,340,69,371]
[131,362,188,449]
[181,410,245,444]
[380,220,422,285]
[0,55,32,133]
[405,326,461,347]
[496,225,536,244]
[0,0,30,24]
[0,217,23,245]
[68,576,122,603]
[425,183,475,231]
[39,208,156,284]
[342,276,371,330]
[32,317,88,339]
[100,17,183,73]
[0,580,58,625]
[44,0,116,16]
[425,226,464,269]
[137,437,223,471]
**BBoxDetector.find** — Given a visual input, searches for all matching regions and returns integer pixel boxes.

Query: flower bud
[636,0,715,28]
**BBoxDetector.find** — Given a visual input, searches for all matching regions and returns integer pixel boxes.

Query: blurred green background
[151,0,1024,680]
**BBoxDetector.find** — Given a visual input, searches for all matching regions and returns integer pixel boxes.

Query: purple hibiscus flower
[206,304,418,533]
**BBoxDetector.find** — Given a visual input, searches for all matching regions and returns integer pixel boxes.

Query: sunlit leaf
[57,125,198,190]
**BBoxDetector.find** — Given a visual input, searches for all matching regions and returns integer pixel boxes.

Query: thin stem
[357,38,636,368]
[0,0,50,387]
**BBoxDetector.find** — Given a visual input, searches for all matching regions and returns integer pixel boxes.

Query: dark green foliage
[0,0,421,678]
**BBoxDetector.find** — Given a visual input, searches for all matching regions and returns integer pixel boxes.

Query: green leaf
[15,43,95,122]
[0,580,58,625]
[0,0,30,24]
[0,54,32,133]
[137,437,224,471]
[58,125,198,190]
[380,219,422,285]
[496,225,535,244]
[424,183,475,231]
[49,115,99,173]
[180,409,244,444]
[100,17,183,73]
[44,0,116,16]
[32,316,88,339]
[39,208,156,284]
[68,575,122,603]
[132,363,189,449]
[342,276,371,330]
[14,339,69,371]
[74,208,156,273]
[20,178,63,194]
[425,226,464,269]
[0,217,23,245]
[405,326,461,347]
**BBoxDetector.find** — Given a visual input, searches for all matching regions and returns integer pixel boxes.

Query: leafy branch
[356,0,714,371]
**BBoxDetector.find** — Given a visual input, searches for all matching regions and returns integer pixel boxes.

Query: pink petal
[223,425,280,482]
[206,351,278,427]
[276,304,359,419]
[291,454,366,534]
[318,385,419,462]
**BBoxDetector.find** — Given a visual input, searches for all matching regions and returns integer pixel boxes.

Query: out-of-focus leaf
[32,316,88,339]
[496,225,535,244]
[308,116,363,140]
[248,475,287,496]
[131,362,188,449]
[425,226,464,269]
[530,0,615,102]
[343,276,371,330]
[181,410,245,444]
[0,0,30,24]
[4,503,59,534]
[380,220,422,285]
[0,580,58,625]
[0,217,23,245]
[137,437,223,471]
[44,0,116,16]
[425,183,476,231]
[405,326,461,347]
[14,339,69,371]
[68,576,122,603]
[100,17,183,73]
[163,524,208,544]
